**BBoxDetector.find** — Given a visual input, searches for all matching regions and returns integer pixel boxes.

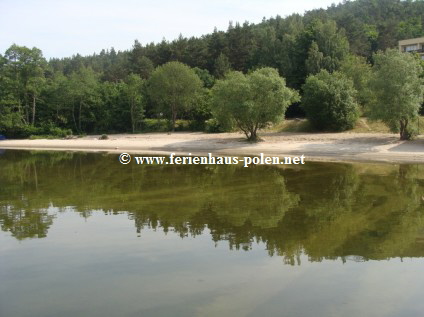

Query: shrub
[140,119,198,132]
[140,119,170,132]
[302,70,360,131]
[204,118,224,133]
[1,123,72,139]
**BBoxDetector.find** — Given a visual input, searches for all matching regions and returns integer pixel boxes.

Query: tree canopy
[302,70,360,131]
[367,49,424,140]
[211,68,299,141]
[147,61,202,131]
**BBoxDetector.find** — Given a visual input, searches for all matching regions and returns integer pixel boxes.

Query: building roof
[399,37,424,45]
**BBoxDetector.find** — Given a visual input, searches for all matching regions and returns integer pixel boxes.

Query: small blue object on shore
[0,135,6,140]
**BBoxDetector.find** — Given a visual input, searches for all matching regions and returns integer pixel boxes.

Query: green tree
[193,67,214,88]
[368,49,424,140]
[132,55,154,79]
[226,21,256,72]
[299,19,350,78]
[340,54,372,108]
[124,74,145,133]
[211,67,299,141]
[302,70,360,131]
[66,66,101,133]
[213,53,231,79]
[38,71,69,127]
[147,61,202,131]
[2,44,47,126]
[305,41,324,75]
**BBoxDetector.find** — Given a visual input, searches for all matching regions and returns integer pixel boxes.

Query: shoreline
[1,131,424,164]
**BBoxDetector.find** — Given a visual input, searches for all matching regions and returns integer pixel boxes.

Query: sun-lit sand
[1,131,424,163]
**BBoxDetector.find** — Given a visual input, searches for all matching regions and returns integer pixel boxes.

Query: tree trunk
[25,101,30,124]
[78,101,82,132]
[248,129,258,142]
[171,104,176,132]
[72,104,78,132]
[399,119,409,140]
[31,94,36,125]
[130,98,135,133]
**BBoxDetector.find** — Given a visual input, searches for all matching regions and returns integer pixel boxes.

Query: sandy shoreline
[1,131,424,163]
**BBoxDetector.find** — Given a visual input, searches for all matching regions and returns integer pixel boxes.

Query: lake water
[1,150,424,317]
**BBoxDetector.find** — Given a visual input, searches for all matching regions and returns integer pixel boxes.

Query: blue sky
[0,0,343,59]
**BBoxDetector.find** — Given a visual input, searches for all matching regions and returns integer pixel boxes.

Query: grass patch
[139,119,204,132]
[267,119,315,133]
[280,119,315,132]
[29,135,61,140]
[350,118,390,133]
[267,117,424,134]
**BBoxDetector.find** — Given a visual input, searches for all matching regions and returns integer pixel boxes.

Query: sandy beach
[1,131,424,163]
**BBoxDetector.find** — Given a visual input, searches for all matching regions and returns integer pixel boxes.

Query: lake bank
[1,131,424,163]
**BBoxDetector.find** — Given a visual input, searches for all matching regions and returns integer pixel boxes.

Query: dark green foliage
[186,88,213,130]
[302,70,360,131]
[1,0,424,136]
[339,55,372,108]
[303,20,350,75]
[193,67,215,88]
[140,119,198,132]
[204,118,225,133]
[1,123,72,139]
[140,119,170,132]
[213,53,231,79]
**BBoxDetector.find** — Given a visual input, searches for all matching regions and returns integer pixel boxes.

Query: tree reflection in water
[1,150,424,264]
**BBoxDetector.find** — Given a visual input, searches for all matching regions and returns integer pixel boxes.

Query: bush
[1,123,72,139]
[5,125,41,139]
[140,119,198,132]
[174,120,190,131]
[302,70,360,131]
[204,118,224,133]
[99,134,109,140]
[140,119,170,132]
[188,120,206,131]
[45,126,73,138]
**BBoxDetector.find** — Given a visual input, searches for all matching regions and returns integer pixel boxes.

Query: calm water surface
[1,150,424,317]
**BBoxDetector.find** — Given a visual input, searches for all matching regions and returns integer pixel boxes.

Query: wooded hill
[1,0,423,137]
[49,0,424,86]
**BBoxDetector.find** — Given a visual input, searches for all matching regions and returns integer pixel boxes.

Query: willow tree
[211,67,299,141]
[368,49,424,140]
[147,61,202,131]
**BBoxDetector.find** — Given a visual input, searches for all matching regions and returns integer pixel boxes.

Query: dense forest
[1,0,424,138]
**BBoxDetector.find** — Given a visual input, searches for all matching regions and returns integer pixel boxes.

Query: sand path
[1,131,424,163]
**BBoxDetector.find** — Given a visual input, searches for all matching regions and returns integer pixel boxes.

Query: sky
[0,0,343,59]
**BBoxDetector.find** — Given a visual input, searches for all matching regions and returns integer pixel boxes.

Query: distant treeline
[0,0,424,137]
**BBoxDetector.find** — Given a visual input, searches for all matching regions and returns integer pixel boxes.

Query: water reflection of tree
[1,151,424,265]
[273,163,424,264]
[0,205,55,240]
[127,165,300,243]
